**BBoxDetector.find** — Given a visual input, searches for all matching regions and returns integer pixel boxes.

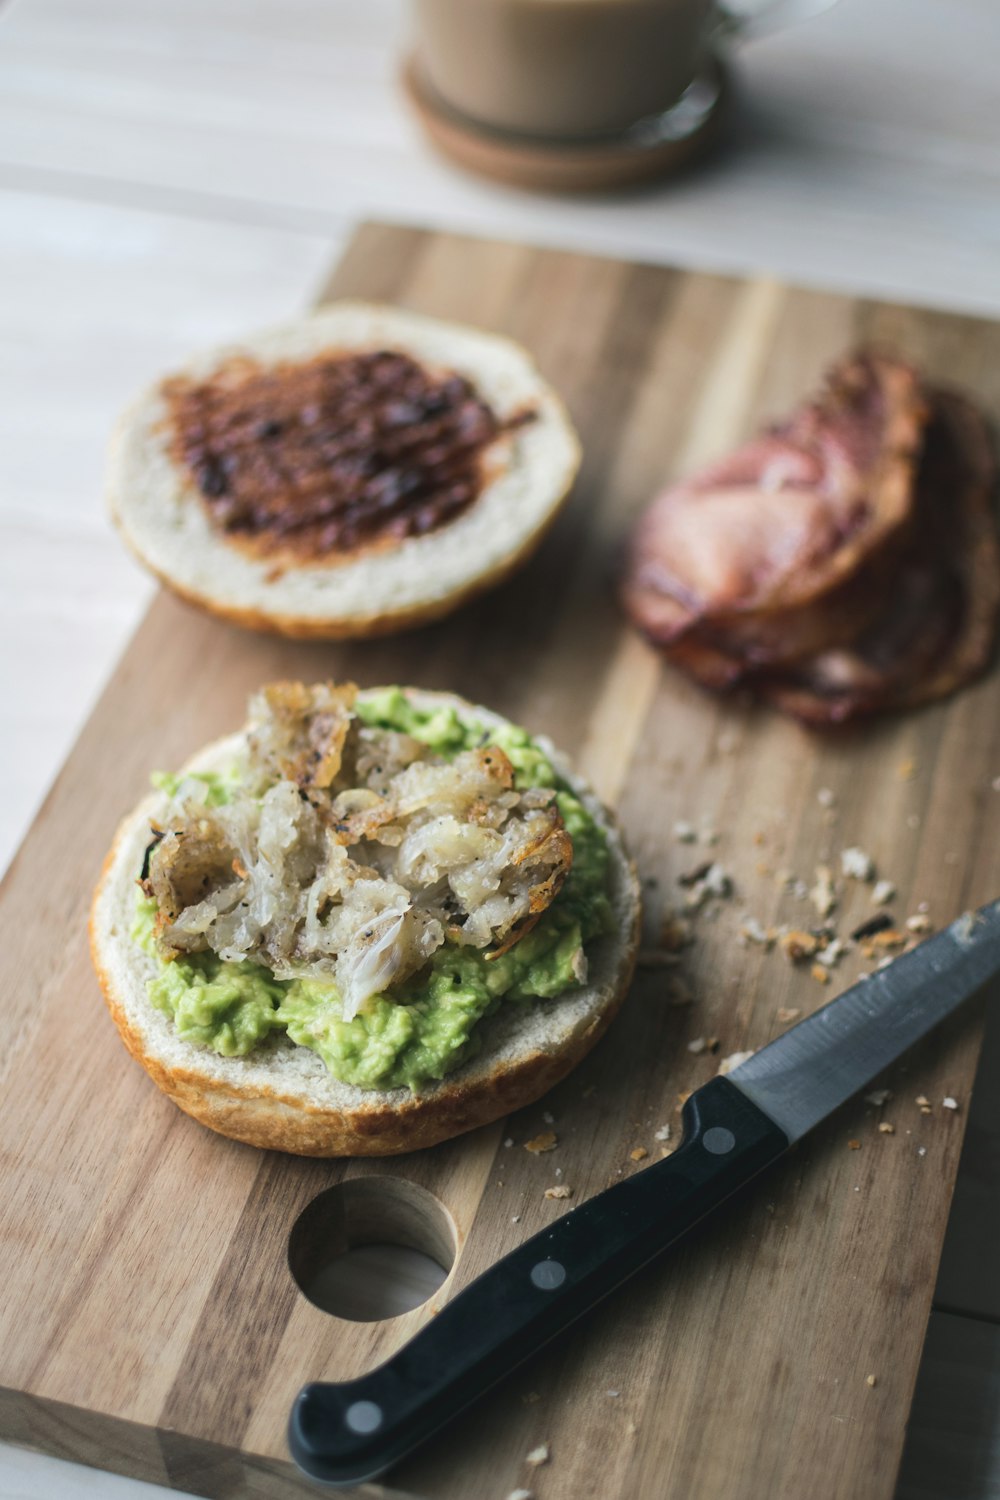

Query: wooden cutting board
[2,223,999,1500]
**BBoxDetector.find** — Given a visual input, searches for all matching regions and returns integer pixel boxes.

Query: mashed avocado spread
[134,689,612,1092]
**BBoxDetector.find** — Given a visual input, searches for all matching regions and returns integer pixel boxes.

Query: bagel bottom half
[89,698,641,1157]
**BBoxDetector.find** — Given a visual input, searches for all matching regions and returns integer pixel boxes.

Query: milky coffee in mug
[413,0,719,140]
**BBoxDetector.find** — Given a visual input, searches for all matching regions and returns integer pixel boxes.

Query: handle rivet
[703,1127,736,1155]
[530,1259,567,1290]
[345,1400,384,1434]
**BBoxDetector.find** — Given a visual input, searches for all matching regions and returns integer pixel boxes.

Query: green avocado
[138,692,612,1092]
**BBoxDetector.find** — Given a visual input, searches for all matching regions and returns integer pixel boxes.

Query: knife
[288,899,1000,1487]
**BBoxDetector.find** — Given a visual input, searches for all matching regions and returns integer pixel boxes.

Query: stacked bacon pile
[621,353,999,725]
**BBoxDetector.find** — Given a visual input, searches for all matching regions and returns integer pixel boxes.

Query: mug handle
[715,0,840,44]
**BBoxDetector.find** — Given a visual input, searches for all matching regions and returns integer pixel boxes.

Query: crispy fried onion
[142,685,573,1018]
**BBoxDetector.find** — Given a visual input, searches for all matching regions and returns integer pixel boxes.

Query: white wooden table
[1,1,998,1495]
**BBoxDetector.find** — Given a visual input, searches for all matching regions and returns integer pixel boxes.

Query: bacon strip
[622,353,998,726]
[622,354,925,637]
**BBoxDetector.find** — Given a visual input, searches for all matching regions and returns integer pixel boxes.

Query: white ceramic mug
[412,0,839,140]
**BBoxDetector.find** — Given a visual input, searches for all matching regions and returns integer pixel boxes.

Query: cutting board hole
[288,1177,456,1322]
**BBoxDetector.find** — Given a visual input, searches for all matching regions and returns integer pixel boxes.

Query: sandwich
[106,303,581,638]
[90,683,640,1156]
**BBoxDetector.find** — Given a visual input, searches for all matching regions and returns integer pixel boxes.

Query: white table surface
[2,1,999,1495]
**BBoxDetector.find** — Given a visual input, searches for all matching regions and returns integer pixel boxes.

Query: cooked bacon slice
[622,354,925,640]
[622,350,999,726]
[760,391,999,725]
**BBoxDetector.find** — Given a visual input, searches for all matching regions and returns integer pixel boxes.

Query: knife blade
[288,900,1000,1488]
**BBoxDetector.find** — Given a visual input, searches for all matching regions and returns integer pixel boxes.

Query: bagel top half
[106,303,581,638]
[90,684,640,1157]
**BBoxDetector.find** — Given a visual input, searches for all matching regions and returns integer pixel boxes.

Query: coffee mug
[412,0,839,141]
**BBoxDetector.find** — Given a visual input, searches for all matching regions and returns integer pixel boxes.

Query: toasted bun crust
[106,304,581,639]
[89,690,640,1156]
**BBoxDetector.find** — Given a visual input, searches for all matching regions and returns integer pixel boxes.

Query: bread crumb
[630,1147,648,1162]
[625,1420,638,1437]
[777,1007,801,1025]
[654,1124,672,1142]
[606,1389,620,1398]
[878,1122,895,1134]
[852,912,894,941]
[866,1088,892,1106]
[673,820,697,843]
[526,1444,550,1467]
[781,929,821,962]
[866,1373,878,1388]
[871,879,896,907]
[841,847,875,881]
[861,929,907,958]
[512,1215,521,1223]
[906,912,933,933]
[915,1095,931,1108]
[839,846,869,876]
[917,1145,927,1157]
[848,1139,861,1150]
[504,1137,514,1148]
[810,865,837,918]
[718,1050,755,1075]
[942,1096,959,1110]
[507,1490,534,1500]
[816,937,847,969]
[659,910,693,952]
[740,915,775,948]
[811,963,830,984]
[687,1036,707,1054]
[525,1132,557,1154]
[682,862,732,908]
[544,1184,571,1200]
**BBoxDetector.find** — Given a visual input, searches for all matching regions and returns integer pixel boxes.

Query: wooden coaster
[401,53,730,193]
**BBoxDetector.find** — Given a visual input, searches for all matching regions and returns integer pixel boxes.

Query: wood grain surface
[1,224,999,1500]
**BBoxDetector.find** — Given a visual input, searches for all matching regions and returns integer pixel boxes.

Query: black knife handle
[288,1076,788,1487]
